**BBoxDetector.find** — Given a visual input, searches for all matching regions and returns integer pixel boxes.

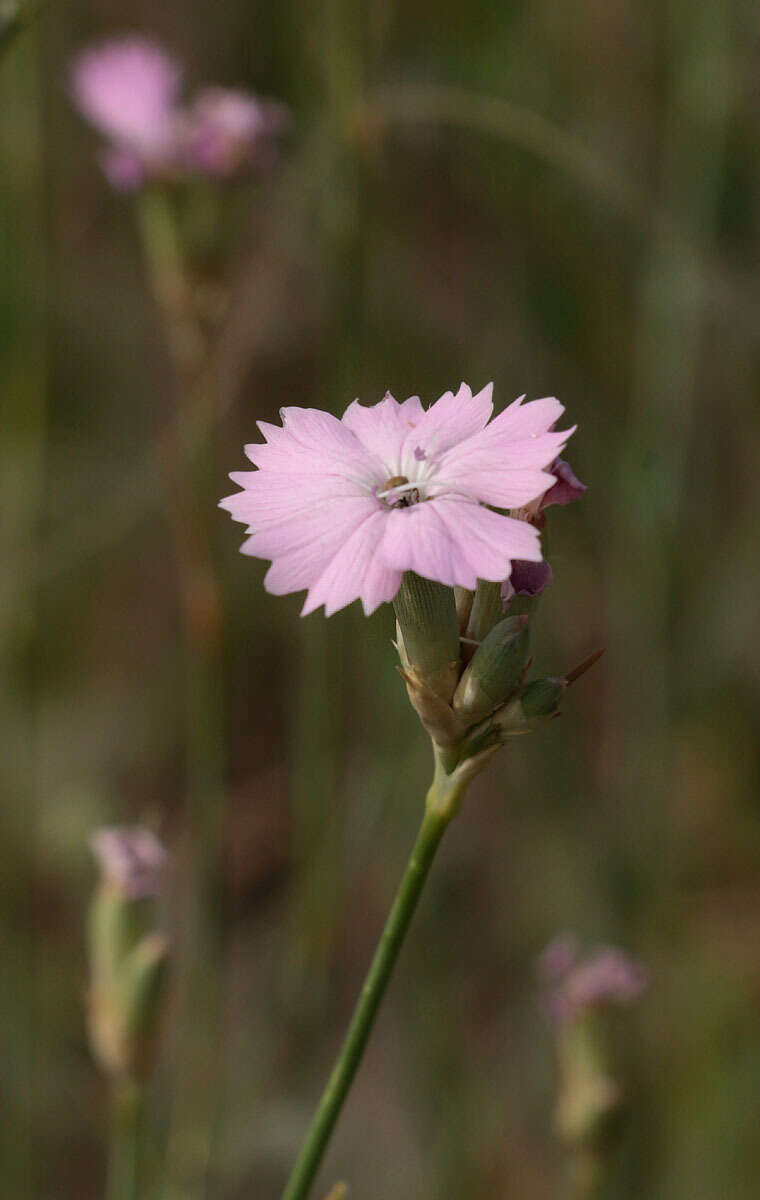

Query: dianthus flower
[181,87,289,177]
[70,37,288,190]
[70,38,182,190]
[221,383,574,616]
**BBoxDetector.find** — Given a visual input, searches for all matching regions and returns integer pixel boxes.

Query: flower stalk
[280,749,487,1200]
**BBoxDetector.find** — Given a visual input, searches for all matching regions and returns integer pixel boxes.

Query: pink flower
[181,87,289,177]
[220,383,575,617]
[538,936,649,1026]
[70,38,182,188]
[91,826,167,899]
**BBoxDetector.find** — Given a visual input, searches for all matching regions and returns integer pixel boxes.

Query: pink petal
[398,395,425,424]
[301,511,402,616]
[380,497,541,589]
[244,409,381,483]
[220,470,364,528]
[449,466,557,509]
[341,392,411,465]
[400,382,493,466]
[486,394,565,439]
[436,394,573,509]
[257,497,379,595]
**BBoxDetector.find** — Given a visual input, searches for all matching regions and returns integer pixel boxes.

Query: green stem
[281,759,467,1200]
[567,1147,605,1200]
[107,1081,143,1200]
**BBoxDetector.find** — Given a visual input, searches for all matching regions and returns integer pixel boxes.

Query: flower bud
[538,938,648,1152]
[87,827,170,1082]
[120,933,171,1077]
[453,615,530,723]
[520,676,565,719]
[542,458,586,508]
[394,572,460,703]
[91,826,166,899]
[322,1185,349,1200]
[495,676,564,733]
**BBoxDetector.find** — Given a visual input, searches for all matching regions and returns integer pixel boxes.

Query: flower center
[377,475,421,508]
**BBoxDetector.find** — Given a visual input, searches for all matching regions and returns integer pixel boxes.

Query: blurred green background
[2,1,760,1197]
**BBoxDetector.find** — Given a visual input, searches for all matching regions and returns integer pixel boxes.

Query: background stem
[107,1081,143,1200]
[135,185,228,1200]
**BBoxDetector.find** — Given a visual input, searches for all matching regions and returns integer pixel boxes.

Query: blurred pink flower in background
[70,36,288,190]
[181,87,290,177]
[221,384,575,616]
[70,38,182,189]
[91,826,167,898]
[538,935,649,1026]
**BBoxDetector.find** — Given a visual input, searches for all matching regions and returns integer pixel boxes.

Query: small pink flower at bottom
[220,384,575,616]
[539,936,649,1026]
[70,37,182,188]
[91,826,167,899]
[182,87,289,177]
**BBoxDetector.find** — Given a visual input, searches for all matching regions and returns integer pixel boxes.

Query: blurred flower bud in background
[181,87,290,178]
[91,826,166,900]
[87,827,170,1083]
[538,936,648,1194]
[70,35,288,191]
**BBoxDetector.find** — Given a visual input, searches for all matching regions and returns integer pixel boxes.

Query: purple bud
[509,557,553,597]
[91,826,167,899]
[542,458,586,508]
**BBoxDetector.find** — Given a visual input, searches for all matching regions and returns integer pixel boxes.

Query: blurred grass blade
[0,3,22,59]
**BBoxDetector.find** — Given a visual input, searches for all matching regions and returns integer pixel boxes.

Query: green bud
[494,675,565,734]
[453,615,530,722]
[520,676,565,718]
[554,1018,623,1150]
[394,572,460,702]
[121,934,171,1079]
[322,1186,349,1200]
[86,879,170,1082]
[88,885,149,994]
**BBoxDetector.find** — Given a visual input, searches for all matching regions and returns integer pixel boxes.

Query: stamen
[376,475,422,508]
[377,478,419,500]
